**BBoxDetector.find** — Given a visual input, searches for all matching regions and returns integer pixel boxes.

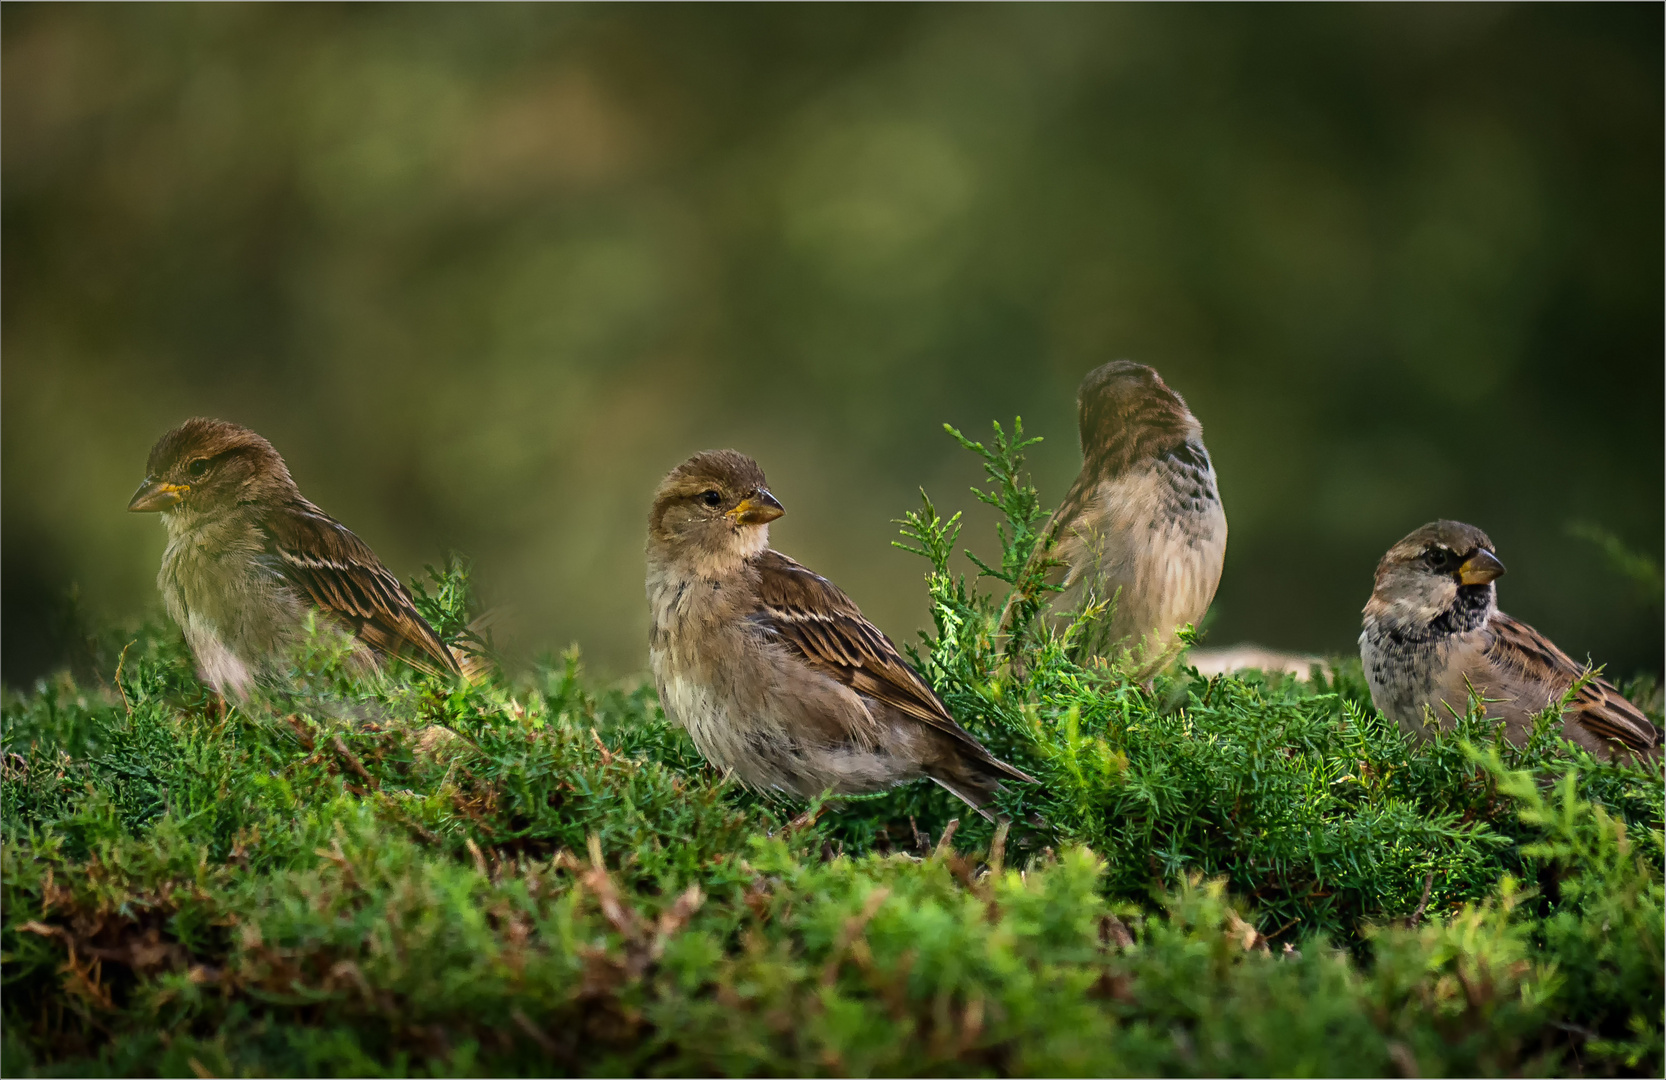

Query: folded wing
[262,498,462,677]
[752,549,1032,782]
[1488,613,1660,759]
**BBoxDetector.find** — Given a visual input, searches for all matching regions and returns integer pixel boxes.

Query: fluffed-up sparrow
[128,417,460,700]
[1032,361,1227,671]
[1359,520,1660,761]
[646,450,1034,817]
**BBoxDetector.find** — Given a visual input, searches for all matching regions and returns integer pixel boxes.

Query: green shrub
[3,423,1660,1076]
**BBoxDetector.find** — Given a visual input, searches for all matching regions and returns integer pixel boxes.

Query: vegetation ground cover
[3,426,1661,1077]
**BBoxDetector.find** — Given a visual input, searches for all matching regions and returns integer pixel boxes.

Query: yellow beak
[727,488,784,525]
[1458,549,1506,586]
[128,477,189,512]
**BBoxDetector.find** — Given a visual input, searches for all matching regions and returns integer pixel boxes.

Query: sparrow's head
[1077,360,1203,477]
[648,450,784,570]
[1366,519,1505,627]
[128,418,295,517]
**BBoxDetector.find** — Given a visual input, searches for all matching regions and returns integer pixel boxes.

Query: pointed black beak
[1458,549,1506,586]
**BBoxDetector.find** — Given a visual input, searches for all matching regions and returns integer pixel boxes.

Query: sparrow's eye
[187,458,210,479]
[1423,547,1456,572]
[699,490,723,508]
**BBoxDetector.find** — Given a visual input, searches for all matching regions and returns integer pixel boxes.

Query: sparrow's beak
[127,476,189,513]
[1458,549,1506,586]
[728,488,784,525]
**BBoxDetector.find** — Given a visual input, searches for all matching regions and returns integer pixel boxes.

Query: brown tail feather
[448,607,502,684]
[929,748,1036,821]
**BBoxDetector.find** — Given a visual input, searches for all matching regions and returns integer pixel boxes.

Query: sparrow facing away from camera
[128,418,460,700]
[1359,520,1660,761]
[1031,361,1227,670]
[646,450,1034,817]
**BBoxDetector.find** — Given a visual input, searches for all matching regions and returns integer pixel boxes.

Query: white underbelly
[185,620,257,700]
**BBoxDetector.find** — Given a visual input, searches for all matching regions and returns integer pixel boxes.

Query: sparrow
[1359,520,1660,761]
[1029,361,1227,670]
[645,450,1034,817]
[128,417,460,701]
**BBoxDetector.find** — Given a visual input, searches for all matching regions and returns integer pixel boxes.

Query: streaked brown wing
[1488,613,1660,758]
[753,550,1030,778]
[1029,439,1217,589]
[262,499,461,676]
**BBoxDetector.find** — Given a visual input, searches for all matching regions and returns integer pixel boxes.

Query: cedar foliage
[3,423,1661,1077]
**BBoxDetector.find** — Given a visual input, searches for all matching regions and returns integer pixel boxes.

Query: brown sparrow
[645,450,1034,816]
[1359,520,1660,761]
[128,418,460,700]
[1033,361,1227,670]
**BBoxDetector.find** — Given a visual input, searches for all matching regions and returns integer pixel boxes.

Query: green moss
[3,424,1660,1076]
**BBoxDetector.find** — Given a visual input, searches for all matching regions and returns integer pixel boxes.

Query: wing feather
[1488,614,1660,758]
[261,498,462,677]
[752,550,1031,780]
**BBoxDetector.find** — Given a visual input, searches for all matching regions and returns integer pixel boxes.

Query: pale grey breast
[1059,439,1226,656]
[159,510,305,698]
[1360,586,1495,735]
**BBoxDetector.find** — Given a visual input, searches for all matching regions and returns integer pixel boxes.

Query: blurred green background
[4,4,1661,687]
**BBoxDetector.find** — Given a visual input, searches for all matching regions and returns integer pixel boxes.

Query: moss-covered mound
[4,426,1660,1076]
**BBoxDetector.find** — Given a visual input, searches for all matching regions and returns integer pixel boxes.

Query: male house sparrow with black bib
[646,450,1033,816]
[1359,520,1660,761]
[129,418,460,700]
[1030,361,1226,670]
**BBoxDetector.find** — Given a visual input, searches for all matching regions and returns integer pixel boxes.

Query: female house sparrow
[128,418,460,700]
[1032,361,1227,669]
[646,450,1034,817]
[1359,520,1660,761]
